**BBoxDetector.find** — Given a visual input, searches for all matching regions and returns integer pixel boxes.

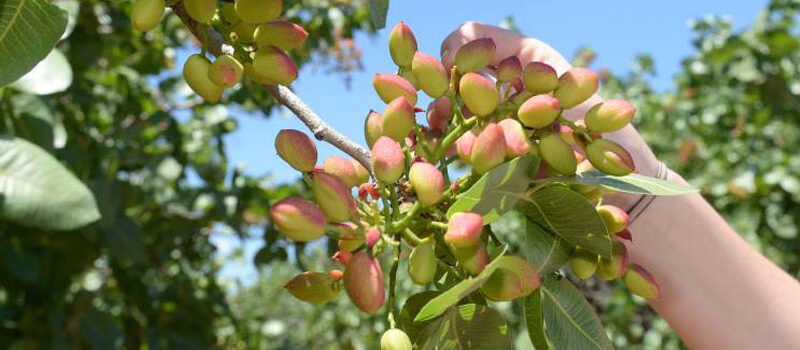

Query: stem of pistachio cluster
[387,233,400,328]
[434,117,478,162]
[403,228,426,246]
[392,202,423,234]
[557,115,593,143]
[448,66,462,125]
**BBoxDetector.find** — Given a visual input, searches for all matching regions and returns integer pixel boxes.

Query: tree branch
[170,3,374,174]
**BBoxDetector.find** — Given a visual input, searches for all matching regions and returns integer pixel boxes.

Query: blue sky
[213,0,769,286]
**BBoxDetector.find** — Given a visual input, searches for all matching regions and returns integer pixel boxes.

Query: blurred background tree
[2,0,800,349]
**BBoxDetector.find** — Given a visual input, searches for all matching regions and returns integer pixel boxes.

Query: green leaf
[523,217,571,276]
[448,155,539,225]
[398,291,440,342]
[414,245,508,322]
[518,185,611,258]
[0,136,100,230]
[572,171,696,195]
[524,290,550,350]
[10,49,72,95]
[540,277,613,350]
[367,0,389,29]
[417,304,512,350]
[0,0,68,86]
[10,93,54,150]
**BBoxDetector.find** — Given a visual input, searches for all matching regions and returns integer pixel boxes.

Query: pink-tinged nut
[209,54,244,88]
[518,94,560,128]
[311,171,357,222]
[252,46,298,86]
[558,123,577,145]
[371,137,406,184]
[254,20,309,50]
[275,129,317,172]
[412,52,449,98]
[597,205,630,234]
[454,38,496,74]
[388,21,418,68]
[284,271,340,303]
[569,247,599,280]
[459,72,499,117]
[409,162,445,206]
[269,197,328,242]
[427,97,452,132]
[617,229,632,241]
[333,249,354,264]
[496,56,522,82]
[522,62,559,94]
[470,123,507,174]
[344,251,386,313]
[498,119,531,158]
[365,227,380,249]
[373,73,418,105]
[408,240,437,285]
[351,159,369,186]
[364,110,383,148]
[329,269,344,281]
[539,133,577,176]
[585,139,636,176]
[481,256,540,301]
[452,241,488,275]
[323,156,359,188]
[585,99,636,133]
[511,90,535,105]
[455,130,476,164]
[445,212,483,248]
[623,264,660,299]
[381,97,415,142]
[554,67,599,109]
[597,241,629,281]
[183,54,223,103]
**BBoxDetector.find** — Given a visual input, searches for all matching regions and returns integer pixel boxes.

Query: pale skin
[441,22,800,349]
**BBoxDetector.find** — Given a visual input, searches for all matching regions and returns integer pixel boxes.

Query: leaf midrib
[0,0,26,43]
[541,285,604,350]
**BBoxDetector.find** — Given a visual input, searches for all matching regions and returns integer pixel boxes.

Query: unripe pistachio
[388,22,418,68]
[399,68,420,90]
[269,197,327,242]
[498,119,531,158]
[459,73,499,117]
[452,241,488,275]
[455,130,476,164]
[209,54,243,88]
[454,38,496,74]
[235,0,281,24]
[183,0,216,24]
[275,129,317,172]
[132,0,165,31]
[311,171,357,222]
[230,21,257,43]
[511,90,535,105]
[496,56,522,82]
[254,20,309,50]
[220,3,240,24]
[365,227,380,249]
[517,95,560,128]
[427,97,452,132]
[329,269,344,281]
[481,256,540,301]
[323,156,359,188]
[597,204,630,235]
[522,62,558,94]
[585,99,636,133]
[623,264,660,299]
[596,241,629,280]
[617,229,632,241]
[470,123,507,174]
[569,247,599,280]
[183,54,223,103]
[372,137,406,184]
[364,110,384,148]
[585,139,636,176]
[284,271,340,303]
[409,162,445,206]
[344,251,386,313]
[373,73,418,105]
[538,133,577,176]
[381,97,415,142]
[412,52,449,98]
[381,328,413,350]
[408,240,437,285]
[445,212,483,248]
[352,159,370,186]
[333,249,354,264]
[554,67,599,109]
[252,46,298,85]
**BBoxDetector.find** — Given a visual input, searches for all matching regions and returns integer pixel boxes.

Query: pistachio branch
[170,3,374,174]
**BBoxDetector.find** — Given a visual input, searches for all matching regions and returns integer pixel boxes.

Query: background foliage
[1,0,799,348]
